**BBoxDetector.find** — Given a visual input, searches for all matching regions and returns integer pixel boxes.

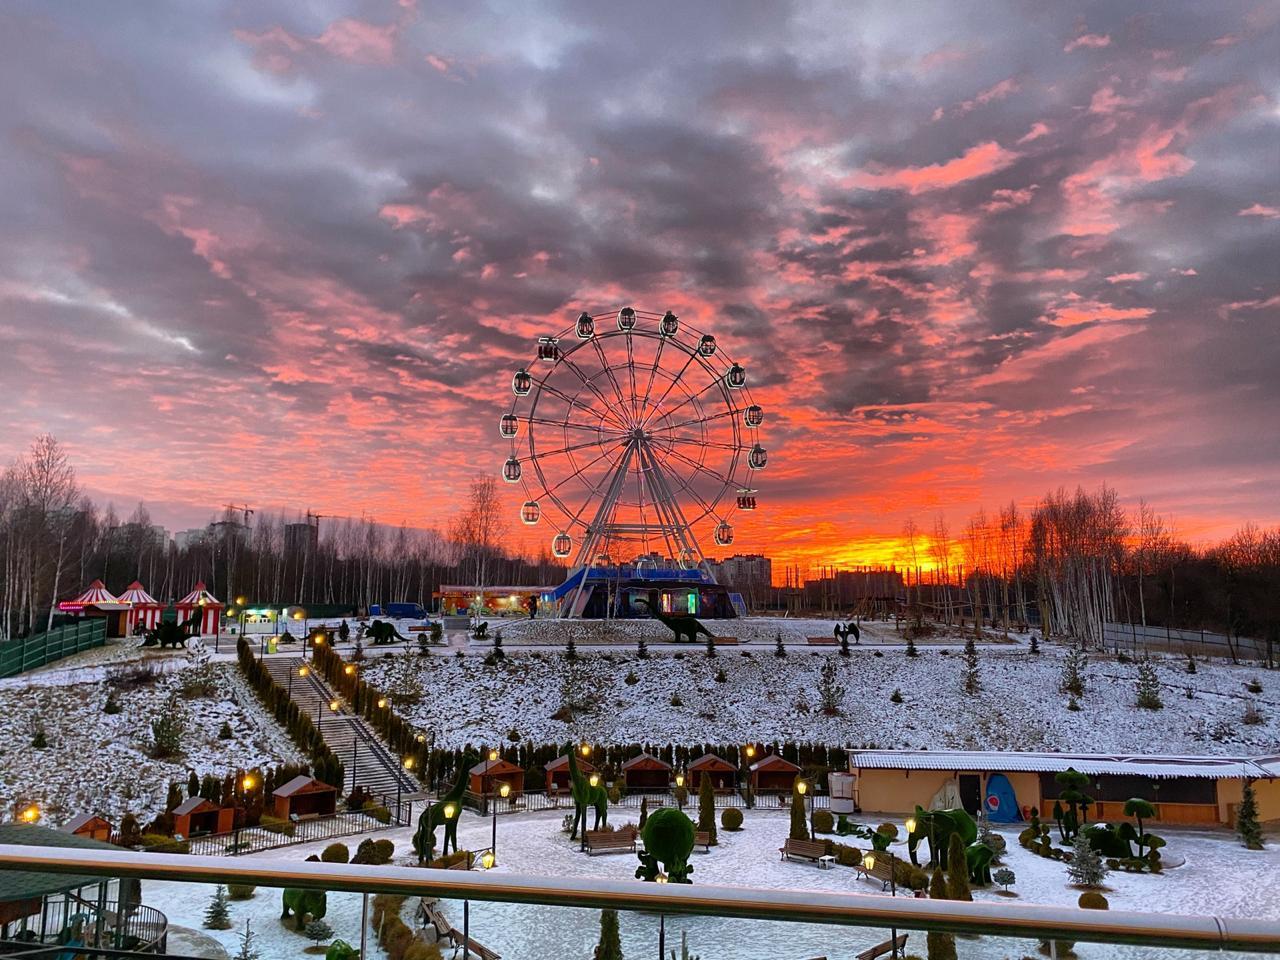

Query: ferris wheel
[500,307,766,582]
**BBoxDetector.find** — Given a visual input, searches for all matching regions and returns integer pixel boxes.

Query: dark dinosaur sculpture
[141,615,200,649]
[634,598,714,644]
[833,621,861,645]
[361,619,408,645]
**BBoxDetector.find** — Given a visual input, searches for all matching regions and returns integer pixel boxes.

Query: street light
[481,851,495,870]
[377,697,388,710]
[488,748,499,762]
[797,779,814,834]
[397,756,415,824]
[19,804,39,824]
[579,743,591,758]
[491,782,511,862]
[862,850,900,958]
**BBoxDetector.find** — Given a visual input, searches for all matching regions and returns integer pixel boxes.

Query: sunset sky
[1,1,1276,571]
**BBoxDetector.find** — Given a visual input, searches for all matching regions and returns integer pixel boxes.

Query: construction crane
[221,503,255,528]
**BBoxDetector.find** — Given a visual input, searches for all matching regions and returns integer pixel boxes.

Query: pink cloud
[1042,297,1155,327]
[1016,122,1050,144]
[851,141,1019,195]
[1239,203,1280,219]
[1105,272,1147,283]
[1065,33,1111,52]
[314,18,397,64]
[982,185,1037,212]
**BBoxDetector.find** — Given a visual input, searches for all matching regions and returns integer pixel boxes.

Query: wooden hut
[117,582,164,635]
[175,582,223,637]
[750,754,802,793]
[544,755,594,792]
[56,580,130,638]
[468,758,525,798]
[172,797,233,838]
[622,753,672,792]
[62,814,112,843]
[272,775,337,820]
[688,753,738,792]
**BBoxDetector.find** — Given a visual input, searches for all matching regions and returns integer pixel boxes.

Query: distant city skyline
[2,2,1276,570]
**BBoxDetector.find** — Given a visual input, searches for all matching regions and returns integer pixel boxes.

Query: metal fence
[1103,621,1271,661]
[0,619,107,678]
[184,808,402,857]
[1,845,1276,954]
[466,788,830,816]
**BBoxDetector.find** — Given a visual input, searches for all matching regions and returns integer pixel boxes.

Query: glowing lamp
[499,783,511,799]
[863,853,876,872]
[675,773,685,788]
[905,817,917,834]
[344,664,355,675]
[579,744,591,757]
[488,748,499,762]
[299,666,309,677]
[19,804,39,824]
[589,773,600,788]
[403,757,415,770]
[377,697,388,709]
[443,803,456,819]
[796,781,808,796]
[329,699,340,712]
[314,635,324,645]
[416,733,427,744]
[744,745,756,759]
[481,851,496,869]
[656,873,668,884]
[236,596,247,605]
[242,775,256,790]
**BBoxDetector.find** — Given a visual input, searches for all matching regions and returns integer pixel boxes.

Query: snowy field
[490,616,932,646]
[150,809,1278,960]
[358,641,1280,754]
[0,656,302,825]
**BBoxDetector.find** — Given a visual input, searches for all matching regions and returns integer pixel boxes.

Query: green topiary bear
[635,807,696,884]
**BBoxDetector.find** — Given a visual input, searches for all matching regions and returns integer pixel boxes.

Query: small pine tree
[926,868,957,960]
[233,920,261,960]
[637,633,648,659]
[697,772,717,845]
[492,631,505,661]
[305,919,334,947]
[961,637,980,696]
[946,832,971,901]
[774,632,786,658]
[1185,655,1196,674]
[188,771,200,797]
[1237,779,1264,850]
[1135,659,1163,709]
[818,659,845,715]
[1060,645,1086,698]
[1067,839,1108,887]
[1029,631,1040,655]
[595,908,623,960]
[789,781,809,841]
[565,635,578,661]
[218,720,233,740]
[706,628,716,658]
[905,635,919,657]
[638,796,649,830]
[203,885,232,930]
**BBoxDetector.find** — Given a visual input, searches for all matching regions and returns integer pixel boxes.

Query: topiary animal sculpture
[634,599,713,644]
[1123,797,1156,857]
[636,807,696,883]
[363,619,408,645]
[564,745,608,839]
[142,616,198,649]
[1081,822,1133,858]
[281,888,327,931]
[906,806,977,868]
[412,752,476,863]
[965,841,994,885]
[1054,768,1092,843]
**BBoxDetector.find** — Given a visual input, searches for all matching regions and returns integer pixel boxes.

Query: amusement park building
[848,749,1280,827]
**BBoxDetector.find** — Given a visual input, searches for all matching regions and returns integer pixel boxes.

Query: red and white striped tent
[118,581,164,634]
[58,580,120,611]
[176,581,223,636]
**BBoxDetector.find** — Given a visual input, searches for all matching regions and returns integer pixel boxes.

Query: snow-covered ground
[148,809,1278,960]
[490,615,932,646]
[0,658,302,825]
[358,641,1280,754]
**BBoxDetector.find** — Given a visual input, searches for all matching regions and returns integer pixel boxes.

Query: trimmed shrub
[257,814,295,836]
[1078,890,1109,910]
[720,807,743,831]
[140,833,189,854]
[365,805,392,824]
[321,842,350,863]
[374,838,395,863]
[812,809,835,834]
[227,884,256,900]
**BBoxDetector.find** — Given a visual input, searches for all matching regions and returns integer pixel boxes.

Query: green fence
[0,619,108,678]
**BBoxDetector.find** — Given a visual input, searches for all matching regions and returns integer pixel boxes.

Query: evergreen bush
[305,919,334,947]
[1067,839,1108,887]
[775,632,786,657]
[226,884,256,900]
[789,781,809,841]
[720,807,743,831]
[203,885,232,929]
[1237,780,1264,850]
[1135,660,1162,709]
[812,809,834,834]
[321,842,350,863]
[1060,646,1086,698]
[961,637,980,696]
[595,908,623,960]
[926,868,957,960]
[945,833,971,901]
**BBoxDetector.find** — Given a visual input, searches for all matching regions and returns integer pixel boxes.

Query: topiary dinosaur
[634,599,713,644]
[906,806,977,869]
[141,616,199,649]
[635,807,696,883]
[965,840,994,885]
[564,745,608,839]
[280,888,327,931]
[362,619,408,645]
[412,752,476,863]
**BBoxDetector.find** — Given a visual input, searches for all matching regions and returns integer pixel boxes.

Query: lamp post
[289,665,308,699]
[399,757,415,825]
[582,773,601,853]
[491,782,510,862]
[797,779,813,834]
[863,849,900,958]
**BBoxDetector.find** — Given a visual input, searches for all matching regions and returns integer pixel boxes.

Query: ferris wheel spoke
[639,335,665,418]
[524,415,624,437]
[647,444,723,527]
[556,353,632,430]
[641,349,699,426]
[642,375,722,428]
[659,443,741,491]
[658,435,746,452]
[625,333,640,422]
[590,338,630,415]
[522,434,627,463]
[526,439,629,503]
[647,406,739,435]
[534,377,624,429]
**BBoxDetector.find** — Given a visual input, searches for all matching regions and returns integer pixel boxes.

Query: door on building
[959,774,982,815]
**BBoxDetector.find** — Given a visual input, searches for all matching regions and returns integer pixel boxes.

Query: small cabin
[172,797,233,839]
[688,753,738,792]
[750,754,802,793]
[272,776,337,821]
[622,753,672,792]
[544,755,595,793]
[62,814,112,843]
[468,758,525,798]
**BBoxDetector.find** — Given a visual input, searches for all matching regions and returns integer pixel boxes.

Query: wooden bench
[779,838,829,865]
[806,636,837,645]
[855,933,907,960]
[418,900,502,960]
[585,830,636,855]
[693,831,712,852]
[855,855,898,891]
[711,635,739,645]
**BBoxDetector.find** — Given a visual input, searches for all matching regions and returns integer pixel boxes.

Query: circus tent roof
[116,581,161,606]
[177,581,222,607]
[69,580,119,605]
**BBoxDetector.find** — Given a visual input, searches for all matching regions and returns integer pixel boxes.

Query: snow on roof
[117,581,160,606]
[469,757,522,776]
[688,752,736,770]
[849,750,1270,780]
[545,756,594,772]
[273,775,333,797]
[177,581,222,607]
[622,752,671,770]
[173,796,218,816]
[749,754,800,772]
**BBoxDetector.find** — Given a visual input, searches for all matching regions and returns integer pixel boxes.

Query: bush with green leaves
[1135,660,1162,709]
[1060,645,1087,698]
[811,808,835,834]
[227,884,256,900]
[720,807,743,831]
[321,842,350,863]
[305,919,334,947]
[993,866,1015,891]
[149,691,186,759]
[1237,780,1264,850]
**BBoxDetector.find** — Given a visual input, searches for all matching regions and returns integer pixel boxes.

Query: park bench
[712,635,739,645]
[806,636,837,645]
[693,831,712,852]
[779,838,830,865]
[855,855,898,891]
[855,933,908,960]
[418,900,502,960]
[585,830,637,855]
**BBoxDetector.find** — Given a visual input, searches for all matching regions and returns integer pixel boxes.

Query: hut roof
[177,581,222,607]
[544,756,595,773]
[688,753,736,772]
[469,758,522,777]
[622,753,672,772]
[0,823,119,903]
[273,775,335,798]
[117,581,161,606]
[172,797,218,816]
[62,814,111,834]
[749,754,801,773]
[70,580,119,605]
